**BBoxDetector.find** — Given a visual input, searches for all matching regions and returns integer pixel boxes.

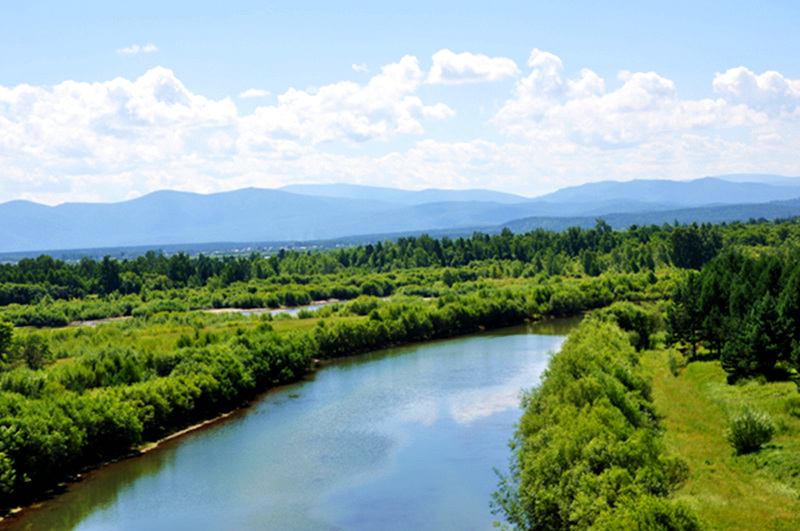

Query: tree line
[0,219,732,302]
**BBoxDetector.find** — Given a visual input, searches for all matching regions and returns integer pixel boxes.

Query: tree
[597,301,657,351]
[167,252,194,287]
[669,223,721,270]
[97,255,121,294]
[778,264,800,343]
[581,250,601,276]
[12,334,51,370]
[721,293,791,378]
[697,263,732,356]
[666,272,704,358]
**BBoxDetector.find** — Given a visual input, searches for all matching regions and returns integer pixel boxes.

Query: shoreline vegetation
[492,317,700,529]
[1,407,240,521]
[2,218,800,527]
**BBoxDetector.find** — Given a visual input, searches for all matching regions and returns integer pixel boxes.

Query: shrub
[725,406,775,454]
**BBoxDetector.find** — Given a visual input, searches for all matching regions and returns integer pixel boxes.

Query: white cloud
[0,57,458,204]
[494,49,771,148]
[1,50,799,206]
[567,68,605,97]
[352,63,369,73]
[242,55,454,145]
[116,43,158,55]
[239,88,270,99]
[427,49,519,84]
[0,67,241,203]
[713,67,800,116]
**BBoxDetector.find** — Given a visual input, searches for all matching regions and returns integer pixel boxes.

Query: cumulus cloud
[242,55,454,144]
[352,63,369,73]
[116,43,158,55]
[0,57,458,204]
[713,67,800,116]
[0,66,241,202]
[494,49,770,148]
[427,49,519,84]
[239,88,270,98]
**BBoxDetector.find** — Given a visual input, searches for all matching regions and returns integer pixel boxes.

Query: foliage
[492,319,697,530]
[595,301,660,351]
[669,222,722,270]
[725,406,776,455]
[667,247,800,379]
[0,269,667,510]
[0,320,12,357]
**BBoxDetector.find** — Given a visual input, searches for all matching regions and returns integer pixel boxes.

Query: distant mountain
[712,174,800,186]
[535,176,800,208]
[0,188,539,253]
[2,174,800,254]
[279,183,528,205]
[500,197,800,234]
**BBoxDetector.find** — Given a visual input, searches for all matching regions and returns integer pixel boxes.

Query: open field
[646,351,800,529]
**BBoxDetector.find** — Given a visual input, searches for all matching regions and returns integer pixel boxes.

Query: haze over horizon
[2,1,799,206]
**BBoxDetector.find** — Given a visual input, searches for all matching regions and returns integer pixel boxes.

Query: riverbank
[2,271,643,515]
[65,299,342,327]
[202,299,339,315]
[492,318,701,529]
[1,322,570,530]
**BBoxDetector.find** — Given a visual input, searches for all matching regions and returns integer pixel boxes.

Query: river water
[3,318,577,530]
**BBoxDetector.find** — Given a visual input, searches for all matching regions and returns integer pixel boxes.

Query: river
[3,317,579,530]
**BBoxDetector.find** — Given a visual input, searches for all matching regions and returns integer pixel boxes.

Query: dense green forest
[2,217,800,524]
[667,248,800,381]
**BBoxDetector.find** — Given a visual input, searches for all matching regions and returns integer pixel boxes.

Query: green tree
[17,335,51,370]
[666,273,704,358]
[669,223,721,270]
[167,251,194,287]
[97,255,121,295]
[581,250,602,276]
[721,293,791,379]
[597,301,657,351]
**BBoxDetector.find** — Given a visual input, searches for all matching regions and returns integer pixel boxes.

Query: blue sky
[1,1,799,204]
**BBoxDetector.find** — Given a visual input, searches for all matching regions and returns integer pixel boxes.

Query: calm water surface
[4,318,577,530]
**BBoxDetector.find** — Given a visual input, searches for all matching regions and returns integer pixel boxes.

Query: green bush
[594,494,700,530]
[725,405,775,454]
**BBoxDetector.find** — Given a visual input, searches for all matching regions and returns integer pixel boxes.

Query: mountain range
[2,174,800,256]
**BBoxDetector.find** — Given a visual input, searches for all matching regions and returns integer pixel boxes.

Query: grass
[644,349,800,529]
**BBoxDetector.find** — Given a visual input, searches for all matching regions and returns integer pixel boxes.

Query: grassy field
[645,350,800,529]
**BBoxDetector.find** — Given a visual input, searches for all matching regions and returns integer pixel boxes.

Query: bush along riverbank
[492,317,700,530]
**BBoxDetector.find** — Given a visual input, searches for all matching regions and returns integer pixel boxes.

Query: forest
[2,217,800,527]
